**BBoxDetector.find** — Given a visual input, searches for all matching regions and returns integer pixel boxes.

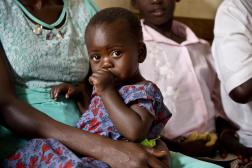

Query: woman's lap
[171,152,223,168]
[3,138,109,168]
[3,138,222,168]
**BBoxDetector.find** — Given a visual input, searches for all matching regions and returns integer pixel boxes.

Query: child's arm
[89,69,154,142]
[102,89,154,141]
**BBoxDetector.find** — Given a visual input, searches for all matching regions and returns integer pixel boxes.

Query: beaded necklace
[14,0,67,40]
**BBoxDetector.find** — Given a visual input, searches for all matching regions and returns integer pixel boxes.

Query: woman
[0,0,168,167]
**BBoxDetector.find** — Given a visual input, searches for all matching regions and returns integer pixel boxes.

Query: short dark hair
[85,7,143,42]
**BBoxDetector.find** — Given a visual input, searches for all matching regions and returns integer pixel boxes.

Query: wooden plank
[175,17,214,42]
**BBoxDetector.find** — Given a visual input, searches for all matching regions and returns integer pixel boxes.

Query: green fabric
[15,86,80,126]
[0,86,80,159]
[171,152,223,168]
[0,0,98,88]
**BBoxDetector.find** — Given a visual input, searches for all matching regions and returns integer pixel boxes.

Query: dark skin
[229,78,252,104]
[132,0,217,157]
[216,117,252,164]
[0,1,169,167]
[132,0,185,43]
[52,19,170,167]
[18,0,64,26]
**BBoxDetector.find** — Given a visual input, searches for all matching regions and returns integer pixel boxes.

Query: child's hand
[89,69,115,96]
[161,134,217,157]
[219,129,252,164]
[51,83,79,100]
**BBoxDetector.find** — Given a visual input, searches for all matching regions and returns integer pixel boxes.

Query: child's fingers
[50,87,55,98]
[51,85,68,100]
[50,87,59,100]
[65,87,76,99]
[53,88,60,100]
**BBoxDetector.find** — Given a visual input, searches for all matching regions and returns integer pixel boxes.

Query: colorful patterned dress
[3,82,171,168]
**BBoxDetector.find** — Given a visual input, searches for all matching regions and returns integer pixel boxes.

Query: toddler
[4,7,171,168]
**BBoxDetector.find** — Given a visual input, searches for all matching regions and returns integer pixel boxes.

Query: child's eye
[111,50,122,58]
[90,55,101,62]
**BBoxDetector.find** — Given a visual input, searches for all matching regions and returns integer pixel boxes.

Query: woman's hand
[89,69,115,96]
[102,140,169,168]
[154,139,171,167]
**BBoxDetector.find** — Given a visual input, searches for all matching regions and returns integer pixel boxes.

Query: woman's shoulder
[67,0,99,34]
[68,0,98,17]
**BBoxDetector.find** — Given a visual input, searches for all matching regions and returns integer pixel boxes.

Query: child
[212,0,252,166]
[131,0,223,157]
[4,7,171,168]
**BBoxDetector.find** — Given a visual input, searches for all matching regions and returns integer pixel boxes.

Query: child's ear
[138,42,146,63]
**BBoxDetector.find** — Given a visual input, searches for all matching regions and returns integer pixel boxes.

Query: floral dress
[3,82,171,168]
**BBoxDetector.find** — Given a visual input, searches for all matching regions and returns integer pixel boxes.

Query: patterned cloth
[3,82,171,167]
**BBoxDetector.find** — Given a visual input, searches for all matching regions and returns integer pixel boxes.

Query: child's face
[135,0,175,27]
[86,20,144,84]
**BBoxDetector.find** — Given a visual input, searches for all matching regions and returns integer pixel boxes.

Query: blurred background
[94,0,222,19]
[94,0,223,41]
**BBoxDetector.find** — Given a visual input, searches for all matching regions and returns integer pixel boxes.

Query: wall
[94,0,223,19]
[175,0,222,19]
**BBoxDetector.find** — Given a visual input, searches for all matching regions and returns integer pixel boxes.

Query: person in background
[131,0,223,158]
[0,0,170,167]
[212,0,252,167]
[4,7,172,167]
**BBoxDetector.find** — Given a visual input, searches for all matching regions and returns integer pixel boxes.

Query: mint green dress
[0,0,222,167]
[0,0,98,158]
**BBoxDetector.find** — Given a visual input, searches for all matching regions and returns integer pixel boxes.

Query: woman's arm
[0,42,167,168]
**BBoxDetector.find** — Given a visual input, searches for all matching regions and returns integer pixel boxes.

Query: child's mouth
[151,9,165,16]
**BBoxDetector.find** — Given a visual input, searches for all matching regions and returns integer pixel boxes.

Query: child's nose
[101,58,113,69]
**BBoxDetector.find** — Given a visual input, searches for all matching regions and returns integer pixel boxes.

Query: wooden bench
[175,17,214,42]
